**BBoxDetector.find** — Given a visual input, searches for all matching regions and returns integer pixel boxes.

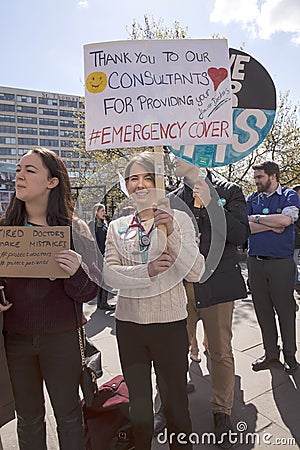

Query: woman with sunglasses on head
[104,152,205,449]
[0,147,99,450]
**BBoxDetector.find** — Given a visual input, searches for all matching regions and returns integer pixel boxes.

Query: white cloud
[210,0,300,44]
[78,0,88,7]
[210,0,259,26]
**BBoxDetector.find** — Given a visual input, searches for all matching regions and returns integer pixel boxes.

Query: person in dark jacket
[89,203,115,311]
[166,158,249,449]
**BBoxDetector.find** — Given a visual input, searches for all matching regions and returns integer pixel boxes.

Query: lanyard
[125,214,155,264]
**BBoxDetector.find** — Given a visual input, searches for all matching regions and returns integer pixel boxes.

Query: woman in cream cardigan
[104,152,205,450]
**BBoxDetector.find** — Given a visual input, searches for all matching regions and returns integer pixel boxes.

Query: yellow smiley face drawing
[86,71,107,93]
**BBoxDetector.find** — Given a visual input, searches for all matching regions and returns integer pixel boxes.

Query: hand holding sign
[0,286,12,311]
[153,198,174,237]
[147,250,173,278]
[55,250,82,276]
[193,178,211,208]
[193,168,211,208]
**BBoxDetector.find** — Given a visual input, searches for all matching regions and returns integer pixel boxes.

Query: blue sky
[0,0,299,106]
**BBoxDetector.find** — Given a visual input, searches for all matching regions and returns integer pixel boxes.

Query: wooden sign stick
[153,146,167,249]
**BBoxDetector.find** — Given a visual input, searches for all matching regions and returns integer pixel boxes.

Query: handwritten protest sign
[0,226,70,278]
[168,48,276,167]
[84,39,232,150]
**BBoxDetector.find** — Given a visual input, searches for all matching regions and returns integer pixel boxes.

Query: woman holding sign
[0,147,99,450]
[103,152,205,449]
[0,294,15,450]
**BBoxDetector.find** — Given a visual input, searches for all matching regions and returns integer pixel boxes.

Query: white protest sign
[84,39,232,150]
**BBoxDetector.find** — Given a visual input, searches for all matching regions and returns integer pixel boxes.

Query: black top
[168,172,250,308]
[89,219,108,255]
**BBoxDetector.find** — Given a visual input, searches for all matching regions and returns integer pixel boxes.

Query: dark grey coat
[0,314,15,427]
[168,171,250,308]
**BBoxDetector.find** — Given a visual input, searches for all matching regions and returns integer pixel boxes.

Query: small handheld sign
[0,226,70,278]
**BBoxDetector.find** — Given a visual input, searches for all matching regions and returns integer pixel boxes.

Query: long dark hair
[0,147,74,226]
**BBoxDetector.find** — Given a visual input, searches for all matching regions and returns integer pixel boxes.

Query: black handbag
[83,375,134,450]
[78,326,103,407]
[107,423,134,450]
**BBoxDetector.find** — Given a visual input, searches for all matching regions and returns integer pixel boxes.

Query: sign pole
[153,146,167,249]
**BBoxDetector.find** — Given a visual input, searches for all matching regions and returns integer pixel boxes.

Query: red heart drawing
[207,67,228,91]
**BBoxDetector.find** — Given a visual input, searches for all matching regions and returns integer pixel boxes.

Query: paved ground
[1,263,300,449]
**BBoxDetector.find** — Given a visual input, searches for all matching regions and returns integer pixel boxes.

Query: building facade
[0,85,86,212]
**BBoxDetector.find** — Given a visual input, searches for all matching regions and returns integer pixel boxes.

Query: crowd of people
[0,147,299,450]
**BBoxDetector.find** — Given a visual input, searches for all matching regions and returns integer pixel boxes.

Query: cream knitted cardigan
[103,210,205,324]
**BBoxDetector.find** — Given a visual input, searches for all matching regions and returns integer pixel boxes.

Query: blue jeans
[5,329,85,450]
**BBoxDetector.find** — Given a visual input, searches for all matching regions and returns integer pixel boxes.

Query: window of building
[39,139,59,147]
[18,149,28,155]
[39,97,58,106]
[39,117,58,126]
[17,127,38,135]
[18,137,38,145]
[60,120,76,128]
[61,150,72,157]
[0,148,17,155]
[79,101,84,109]
[0,125,16,133]
[16,95,37,103]
[0,93,15,101]
[60,110,74,117]
[60,129,78,138]
[40,128,58,136]
[0,104,15,112]
[17,105,37,114]
[17,116,38,124]
[61,140,76,148]
[0,137,16,144]
[0,114,15,123]
[59,100,77,108]
[39,108,57,116]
